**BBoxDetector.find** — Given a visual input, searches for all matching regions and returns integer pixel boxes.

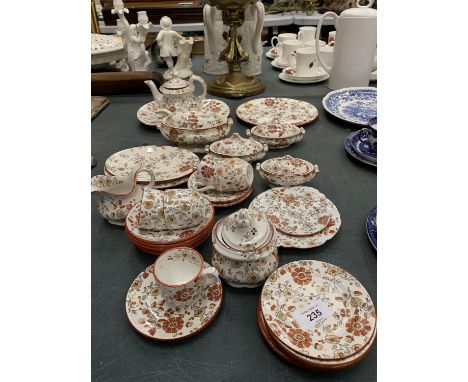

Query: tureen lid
[250,120,301,139]
[163,103,227,130]
[221,208,270,251]
[161,76,190,90]
[209,133,263,156]
[261,155,315,176]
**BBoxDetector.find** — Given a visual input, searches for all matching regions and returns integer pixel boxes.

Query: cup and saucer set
[280,50,329,84]
[345,117,377,167]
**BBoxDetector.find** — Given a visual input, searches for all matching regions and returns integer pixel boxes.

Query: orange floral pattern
[287,328,312,348]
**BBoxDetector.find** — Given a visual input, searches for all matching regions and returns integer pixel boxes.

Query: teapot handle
[189,75,207,103]
[316,12,338,74]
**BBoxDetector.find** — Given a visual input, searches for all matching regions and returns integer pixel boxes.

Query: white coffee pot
[315,0,377,90]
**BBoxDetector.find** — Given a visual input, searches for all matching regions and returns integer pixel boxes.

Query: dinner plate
[282,66,328,81]
[323,87,377,126]
[344,131,377,167]
[279,72,329,84]
[261,260,376,361]
[236,97,318,126]
[126,262,223,341]
[366,207,377,251]
[105,146,199,183]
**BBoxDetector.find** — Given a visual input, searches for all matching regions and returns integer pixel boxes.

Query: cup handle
[287,52,296,67]
[358,128,371,143]
[298,30,303,41]
[201,266,218,288]
[271,36,278,48]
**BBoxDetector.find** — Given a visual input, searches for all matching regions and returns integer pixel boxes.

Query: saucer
[279,72,329,84]
[349,131,377,162]
[271,58,289,69]
[366,207,377,251]
[187,173,252,207]
[265,48,278,59]
[344,132,377,167]
[282,66,327,81]
[126,262,223,341]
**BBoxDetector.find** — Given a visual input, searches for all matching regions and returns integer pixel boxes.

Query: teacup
[319,44,334,68]
[271,33,297,49]
[138,189,207,230]
[359,117,377,152]
[298,26,316,43]
[287,47,324,78]
[152,248,218,307]
[277,40,303,66]
[193,154,253,192]
[303,40,326,50]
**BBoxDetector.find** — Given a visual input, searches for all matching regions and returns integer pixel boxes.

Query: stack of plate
[249,187,341,249]
[104,146,199,189]
[124,199,215,255]
[258,260,377,370]
[279,67,329,84]
[344,131,377,167]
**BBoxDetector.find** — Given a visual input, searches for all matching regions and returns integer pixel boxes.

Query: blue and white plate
[344,131,377,167]
[350,131,377,162]
[323,87,377,126]
[366,207,377,251]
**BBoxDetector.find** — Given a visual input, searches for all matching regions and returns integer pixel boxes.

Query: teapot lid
[341,1,377,18]
[161,76,190,90]
[221,209,270,251]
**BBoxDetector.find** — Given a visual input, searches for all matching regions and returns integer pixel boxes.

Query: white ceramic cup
[304,40,326,50]
[277,40,303,65]
[271,33,297,49]
[298,26,317,43]
[328,31,336,46]
[319,45,334,68]
[152,248,218,308]
[287,47,323,77]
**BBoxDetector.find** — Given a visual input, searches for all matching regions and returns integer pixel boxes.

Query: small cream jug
[315,0,377,90]
[91,166,155,226]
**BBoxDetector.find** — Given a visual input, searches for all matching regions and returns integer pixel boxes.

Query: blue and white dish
[366,207,377,251]
[344,131,377,167]
[323,87,377,126]
[350,130,377,162]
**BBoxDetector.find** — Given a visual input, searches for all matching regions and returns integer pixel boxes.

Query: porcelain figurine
[172,37,194,79]
[91,166,155,225]
[114,19,129,71]
[144,75,207,111]
[257,155,319,187]
[211,208,279,288]
[203,1,264,76]
[157,16,183,79]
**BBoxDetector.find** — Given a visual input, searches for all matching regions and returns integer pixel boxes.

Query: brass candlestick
[207,0,265,98]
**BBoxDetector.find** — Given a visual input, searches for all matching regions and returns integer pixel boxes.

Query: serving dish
[206,133,268,163]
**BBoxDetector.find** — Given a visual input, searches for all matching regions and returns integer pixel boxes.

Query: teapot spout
[144,80,163,102]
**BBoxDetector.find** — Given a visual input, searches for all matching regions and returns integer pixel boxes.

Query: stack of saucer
[280,67,329,84]
[249,187,341,249]
[125,198,215,255]
[258,260,377,369]
[345,117,377,167]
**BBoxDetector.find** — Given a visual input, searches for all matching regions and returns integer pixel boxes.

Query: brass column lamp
[207,0,265,98]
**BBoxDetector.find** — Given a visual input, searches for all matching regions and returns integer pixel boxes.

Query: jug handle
[189,75,207,103]
[135,168,156,189]
[316,12,338,74]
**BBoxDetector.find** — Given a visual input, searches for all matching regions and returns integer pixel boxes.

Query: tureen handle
[204,145,211,153]
[155,108,172,120]
[189,75,207,102]
[246,129,251,137]
[256,162,267,181]
[262,144,269,153]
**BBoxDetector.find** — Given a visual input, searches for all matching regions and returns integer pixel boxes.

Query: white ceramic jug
[315,0,377,90]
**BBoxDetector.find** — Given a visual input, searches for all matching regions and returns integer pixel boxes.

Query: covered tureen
[206,133,268,163]
[257,155,319,187]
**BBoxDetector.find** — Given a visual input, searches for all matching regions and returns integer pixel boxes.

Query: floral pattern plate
[366,207,377,251]
[125,201,214,244]
[261,260,376,360]
[103,167,190,189]
[187,173,252,206]
[323,87,377,126]
[237,98,318,127]
[345,132,377,168]
[105,146,199,183]
[249,187,341,248]
[137,99,231,127]
[126,262,223,341]
[257,188,331,236]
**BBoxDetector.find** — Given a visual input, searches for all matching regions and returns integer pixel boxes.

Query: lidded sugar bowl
[211,208,279,288]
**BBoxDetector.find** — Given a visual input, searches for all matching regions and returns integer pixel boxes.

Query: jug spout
[144,80,163,102]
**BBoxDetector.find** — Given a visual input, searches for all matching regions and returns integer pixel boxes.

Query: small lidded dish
[256,155,319,187]
[206,133,268,163]
[157,102,233,153]
[246,118,305,149]
[211,208,279,288]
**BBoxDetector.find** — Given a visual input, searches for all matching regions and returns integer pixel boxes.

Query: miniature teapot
[315,0,377,90]
[91,166,155,226]
[144,74,207,110]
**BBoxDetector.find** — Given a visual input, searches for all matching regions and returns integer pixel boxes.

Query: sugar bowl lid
[261,155,315,176]
[209,133,264,156]
[221,208,270,251]
[250,119,302,139]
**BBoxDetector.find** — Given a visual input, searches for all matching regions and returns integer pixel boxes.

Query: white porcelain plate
[105,145,199,183]
[261,260,376,360]
[279,72,329,84]
[271,58,289,69]
[237,97,318,127]
[126,262,223,341]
